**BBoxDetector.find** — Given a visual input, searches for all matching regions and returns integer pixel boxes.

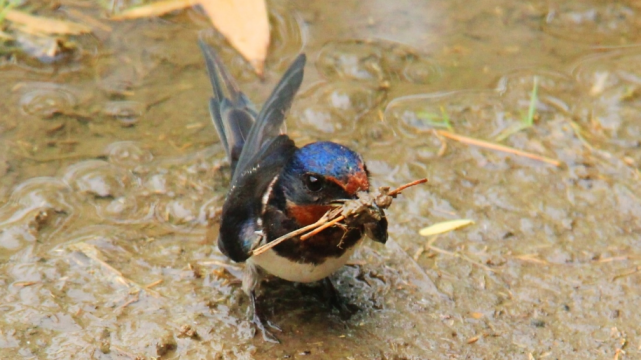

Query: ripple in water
[14,82,79,118]
[290,82,385,137]
[103,100,146,127]
[574,50,641,160]
[385,90,508,140]
[542,2,640,46]
[317,41,385,82]
[317,39,441,85]
[266,4,306,73]
[496,68,581,116]
[99,194,155,224]
[0,178,74,257]
[62,160,135,199]
[401,57,441,84]
[105,141,154,168]
[6,177,74,214]
[155,197,202,231]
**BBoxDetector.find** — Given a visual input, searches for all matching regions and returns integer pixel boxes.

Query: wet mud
[1,0,641,359]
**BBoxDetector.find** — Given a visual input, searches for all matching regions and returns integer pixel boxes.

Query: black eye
[303,174,324,192]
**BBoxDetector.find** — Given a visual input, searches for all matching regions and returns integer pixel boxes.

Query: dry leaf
[110,0,193,20]
[419,219,474,237]
[198,0,270,75]
[5,9,92,35]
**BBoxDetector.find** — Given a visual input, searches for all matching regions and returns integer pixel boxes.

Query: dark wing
[231,53,306,184]
[199,41,306,262]
[199,39,258,173]
[218,135,297,262]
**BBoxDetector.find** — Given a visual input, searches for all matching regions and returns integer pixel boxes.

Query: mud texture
[1,0,640,359]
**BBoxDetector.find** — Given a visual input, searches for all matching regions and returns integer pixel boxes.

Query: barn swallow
[199,40,388,343]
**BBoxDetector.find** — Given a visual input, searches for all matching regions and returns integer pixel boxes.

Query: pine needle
[438,130,561,166]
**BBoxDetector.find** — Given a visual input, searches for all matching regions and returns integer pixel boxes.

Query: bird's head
[278,141,369,225]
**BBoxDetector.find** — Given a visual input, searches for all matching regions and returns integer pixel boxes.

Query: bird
[199,39,388,343]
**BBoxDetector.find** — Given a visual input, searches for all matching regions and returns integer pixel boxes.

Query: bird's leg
[321,277,358,319]
[249,290,281,343]
[243,261,280,343]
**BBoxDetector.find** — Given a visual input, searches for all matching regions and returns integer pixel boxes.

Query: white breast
[248,242,359,283]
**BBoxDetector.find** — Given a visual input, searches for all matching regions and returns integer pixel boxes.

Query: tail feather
[232,54,306,182]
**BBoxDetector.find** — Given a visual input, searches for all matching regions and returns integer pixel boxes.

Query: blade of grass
[440,106,453,131]
[525,76,539,126]
[494,76,539,141]
[415,106,453,131]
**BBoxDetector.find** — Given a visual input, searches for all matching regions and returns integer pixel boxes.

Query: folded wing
[199,38,306,262]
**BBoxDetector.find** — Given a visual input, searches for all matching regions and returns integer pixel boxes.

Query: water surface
[1,0,640,359]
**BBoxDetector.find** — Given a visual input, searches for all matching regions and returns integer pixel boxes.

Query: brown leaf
[5,9,92,35]
[110,0,193,21]
[198,0,270,75]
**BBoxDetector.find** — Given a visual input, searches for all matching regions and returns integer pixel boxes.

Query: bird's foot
[250,291,281,343]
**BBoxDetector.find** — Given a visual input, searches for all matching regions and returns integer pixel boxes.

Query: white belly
[249,244,358,283]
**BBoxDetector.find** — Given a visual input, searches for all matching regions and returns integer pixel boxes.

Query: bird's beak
[365,216,388,244]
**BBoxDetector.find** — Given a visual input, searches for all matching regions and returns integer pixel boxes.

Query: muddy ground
[1,0,641,359]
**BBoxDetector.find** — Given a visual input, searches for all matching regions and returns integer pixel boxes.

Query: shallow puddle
[1,0,640,359]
